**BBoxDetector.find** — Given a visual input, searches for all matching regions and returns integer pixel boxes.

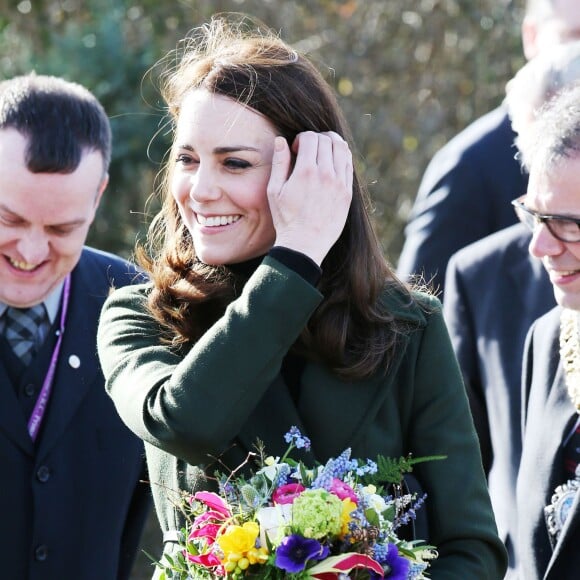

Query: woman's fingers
[267,136,291,201]
[268,131,353,265]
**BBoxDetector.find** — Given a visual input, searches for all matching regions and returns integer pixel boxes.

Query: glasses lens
[548,218,580,242]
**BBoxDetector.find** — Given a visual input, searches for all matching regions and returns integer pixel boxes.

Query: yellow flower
[340,498,357,537]
[217,522,259,561]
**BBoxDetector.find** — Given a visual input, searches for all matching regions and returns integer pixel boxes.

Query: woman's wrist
[268,246,322,286]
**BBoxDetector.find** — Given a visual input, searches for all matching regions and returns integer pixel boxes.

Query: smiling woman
[170,90,277,266]
[97,13,507,579]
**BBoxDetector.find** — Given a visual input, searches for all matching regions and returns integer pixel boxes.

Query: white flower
[256,504,293,548]
[368,493,387,513]
[256,458,281,482]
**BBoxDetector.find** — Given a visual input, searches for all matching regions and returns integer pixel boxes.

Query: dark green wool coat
[97,256,507,579]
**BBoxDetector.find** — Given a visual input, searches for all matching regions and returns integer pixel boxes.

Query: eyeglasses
[511,197,580,243]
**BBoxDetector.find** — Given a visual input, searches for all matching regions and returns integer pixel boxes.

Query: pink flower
[189,522,222,543]
[272,483,306,505]
[191,491,231,517]
[188,492,233,546]
[186,551,224,575]
[329,478,358,504]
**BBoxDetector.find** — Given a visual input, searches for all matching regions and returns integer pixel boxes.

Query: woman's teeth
[197,215,241,227]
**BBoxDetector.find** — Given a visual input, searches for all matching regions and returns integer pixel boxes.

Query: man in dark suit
[512,84,580,579]
[444,223,555,575]
[397,0,580,298]
[442,39,580,577]
[0,74,150,578]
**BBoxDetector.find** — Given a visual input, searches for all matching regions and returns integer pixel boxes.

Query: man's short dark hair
[0,73,111,174]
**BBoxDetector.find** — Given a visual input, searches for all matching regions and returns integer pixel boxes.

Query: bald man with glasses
[511,84,580,579]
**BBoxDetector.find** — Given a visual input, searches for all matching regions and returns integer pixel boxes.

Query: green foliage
[0,4,523,577]
[0,0,524,263]
[369,453,447,486]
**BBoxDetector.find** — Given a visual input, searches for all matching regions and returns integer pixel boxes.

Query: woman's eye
[175,153,197,165]
[224,158,251,170]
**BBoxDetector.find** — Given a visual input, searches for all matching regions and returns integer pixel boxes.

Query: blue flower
[371,543,410,580]
[274,534,329,573]
[284,426,311,450]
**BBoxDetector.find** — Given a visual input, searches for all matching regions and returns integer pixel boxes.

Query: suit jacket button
[24,384,36,397]
[36,466,50,483]
[34,544,48,561]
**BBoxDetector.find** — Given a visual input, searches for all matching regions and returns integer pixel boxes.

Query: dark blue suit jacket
[397,106,529,298]
[0,247,150,580]
[516,306,580,579]
[443,223,555,574]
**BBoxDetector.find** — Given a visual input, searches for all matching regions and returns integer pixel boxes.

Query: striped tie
[4,304,47,365]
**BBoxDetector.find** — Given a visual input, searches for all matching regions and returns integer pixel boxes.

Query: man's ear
[522,17,538,60]
[94,172,109,208]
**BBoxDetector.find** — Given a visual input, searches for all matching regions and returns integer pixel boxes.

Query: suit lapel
[549,461,580,578]
[36,263,100,457]
[540,366,580,576]
[0,361,34,455]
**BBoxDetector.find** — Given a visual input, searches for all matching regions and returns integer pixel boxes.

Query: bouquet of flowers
[155,427,443,579]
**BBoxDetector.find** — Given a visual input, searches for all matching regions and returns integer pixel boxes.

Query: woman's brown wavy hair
[138,14,416,380]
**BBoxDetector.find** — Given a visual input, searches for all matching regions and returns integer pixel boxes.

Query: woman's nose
[188,166,222,202]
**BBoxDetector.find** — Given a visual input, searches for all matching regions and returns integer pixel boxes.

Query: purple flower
[371,543,410,580]
[275,534,329,573]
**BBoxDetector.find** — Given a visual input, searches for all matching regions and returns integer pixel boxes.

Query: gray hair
[518,82,580,174]
[506,40,580,139]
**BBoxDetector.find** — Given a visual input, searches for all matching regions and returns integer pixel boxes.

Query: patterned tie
[4,304,47,365]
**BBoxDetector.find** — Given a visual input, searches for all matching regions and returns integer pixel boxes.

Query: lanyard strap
[28,274,71,441]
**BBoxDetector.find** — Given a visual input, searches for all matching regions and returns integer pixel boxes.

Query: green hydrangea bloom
[291,489,342,539]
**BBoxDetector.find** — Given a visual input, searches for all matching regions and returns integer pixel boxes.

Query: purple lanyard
[27,274,71,441]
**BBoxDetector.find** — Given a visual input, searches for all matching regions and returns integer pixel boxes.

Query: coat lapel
[549,461,580,578]
[540,366,580,577]
[36,263,100,457]
[236,374,306,460]
[299,334,411,461]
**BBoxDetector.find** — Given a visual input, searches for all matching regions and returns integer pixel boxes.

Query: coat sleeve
[408,296,508,579]
[97,257,322,465]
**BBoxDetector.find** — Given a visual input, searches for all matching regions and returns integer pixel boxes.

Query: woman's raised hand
[267,131,353,266]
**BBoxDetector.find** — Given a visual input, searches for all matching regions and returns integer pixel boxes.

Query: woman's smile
[171,89,277,265]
